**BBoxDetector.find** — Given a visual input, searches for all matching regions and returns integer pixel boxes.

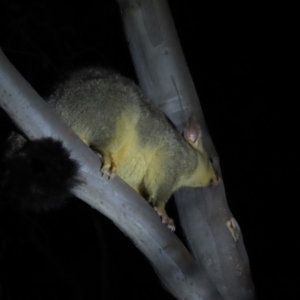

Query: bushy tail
[0,137,80,212]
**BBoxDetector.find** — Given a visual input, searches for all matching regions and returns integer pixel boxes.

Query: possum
[46,67,219,230]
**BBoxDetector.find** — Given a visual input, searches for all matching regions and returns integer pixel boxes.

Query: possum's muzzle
[210,176,221,186]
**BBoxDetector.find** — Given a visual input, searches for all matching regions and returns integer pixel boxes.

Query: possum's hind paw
[100,162,116,179]
[95,152,116,179]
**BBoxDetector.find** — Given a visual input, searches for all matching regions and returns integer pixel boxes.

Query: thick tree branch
[0,48,222,299]
[116,1,255,300]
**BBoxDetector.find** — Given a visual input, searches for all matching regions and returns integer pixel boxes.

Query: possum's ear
[183,117,203,150]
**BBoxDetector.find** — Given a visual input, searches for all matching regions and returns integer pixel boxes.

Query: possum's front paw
[154,207,175,231]
[163,217,175,232]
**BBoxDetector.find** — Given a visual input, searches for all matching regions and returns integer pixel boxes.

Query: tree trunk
[116,1,256,299]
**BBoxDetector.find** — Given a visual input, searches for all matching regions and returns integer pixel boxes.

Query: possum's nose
[210,177,221,186]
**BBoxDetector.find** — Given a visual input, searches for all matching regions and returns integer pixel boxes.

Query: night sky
[0,1,296,300]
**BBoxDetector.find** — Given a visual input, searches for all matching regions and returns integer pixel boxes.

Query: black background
[0,1,297,300]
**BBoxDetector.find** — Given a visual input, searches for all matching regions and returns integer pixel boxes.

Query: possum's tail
[0,137,80,212]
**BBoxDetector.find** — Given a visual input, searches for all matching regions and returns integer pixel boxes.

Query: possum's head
[183,119,220,187]
[193,153,220,187]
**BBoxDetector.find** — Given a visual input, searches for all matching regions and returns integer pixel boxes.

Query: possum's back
[46,68,181,149]
[47,69,140,127]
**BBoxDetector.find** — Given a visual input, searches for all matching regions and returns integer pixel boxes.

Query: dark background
[0,1,296,300]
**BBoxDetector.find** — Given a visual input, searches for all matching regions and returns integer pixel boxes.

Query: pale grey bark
[116,1,255,300]
[0,48,223,299]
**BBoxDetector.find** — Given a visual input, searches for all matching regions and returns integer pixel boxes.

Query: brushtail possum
[47,68,219,230]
